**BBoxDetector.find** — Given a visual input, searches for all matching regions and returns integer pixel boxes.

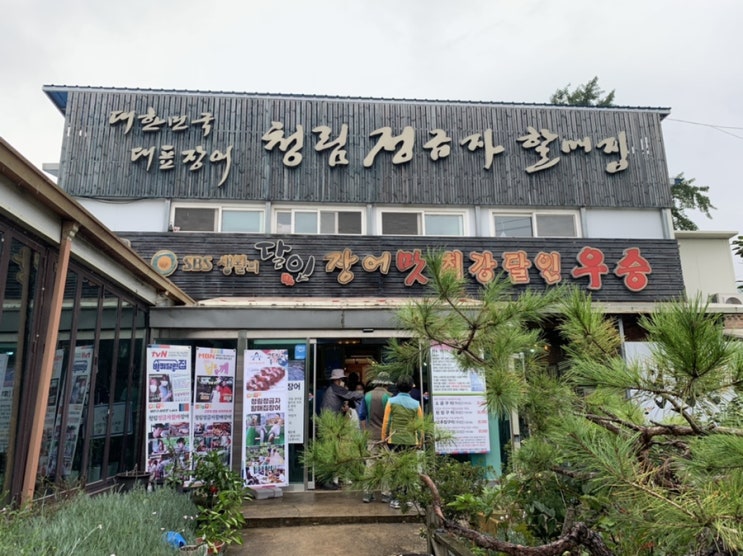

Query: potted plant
[189,450,251,554]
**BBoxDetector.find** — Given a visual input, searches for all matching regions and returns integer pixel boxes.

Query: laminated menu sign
[146,345,192,482]
[430,343,490,454]
[193,347,236,465]
[242,349,289,488]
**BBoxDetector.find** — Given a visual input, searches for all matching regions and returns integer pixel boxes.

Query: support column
[21,221,78,504]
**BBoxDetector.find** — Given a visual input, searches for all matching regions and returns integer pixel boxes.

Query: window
[171,205,265,232]
[173,207,216,232]
[381,211,464,236]
[222,210,263,233]
[493,212,578,238]
[275,209,362,234]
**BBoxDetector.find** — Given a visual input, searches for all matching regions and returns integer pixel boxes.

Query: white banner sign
[430,344,490,454]
[193,347,236,466]
[146,345,192,482]
[242,349,289,488]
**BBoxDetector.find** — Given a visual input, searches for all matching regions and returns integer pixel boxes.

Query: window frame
[378,208,467,236]
[491,210,580,238]
[272,206,365,235]
[170,203,265,233]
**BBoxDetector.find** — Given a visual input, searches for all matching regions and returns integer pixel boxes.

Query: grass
[0,486,200,555]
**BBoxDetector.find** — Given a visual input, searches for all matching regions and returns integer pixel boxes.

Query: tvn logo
[152,359,187,372]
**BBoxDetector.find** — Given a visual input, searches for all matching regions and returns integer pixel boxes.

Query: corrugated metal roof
[42,84,671,117]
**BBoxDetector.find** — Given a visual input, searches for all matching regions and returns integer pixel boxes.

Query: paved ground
[236,523,429,556]
[228,490,431,556]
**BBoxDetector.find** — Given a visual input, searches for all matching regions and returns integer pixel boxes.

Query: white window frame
[490,210,581,238]
[272,205,365,235]
[377,208,468,236]
[170,202,265,233]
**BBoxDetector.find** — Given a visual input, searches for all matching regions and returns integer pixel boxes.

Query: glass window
[173,207,216,232]
[425,214,463,236]
[319,212,335,234]
[337,212,362,234]
[536,214,576,237]
[294,212,318,234]
[222,210,263,233]
[382,212,420,235]
[276,211,292,234]
[494,214,533,237]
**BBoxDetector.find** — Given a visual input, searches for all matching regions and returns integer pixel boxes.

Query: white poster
[430,343,490,454]
[0,353,12,453]
[39,349,65,477]
[286,343,307,444]
[193,348,236,466]
[242,349,289,488]
[146,345,192,482]
[61,346,94,476]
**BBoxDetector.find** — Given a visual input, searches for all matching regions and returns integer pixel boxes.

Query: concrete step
[241,490,424,528]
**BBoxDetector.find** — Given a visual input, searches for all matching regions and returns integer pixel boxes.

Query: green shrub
[0,486,199,555]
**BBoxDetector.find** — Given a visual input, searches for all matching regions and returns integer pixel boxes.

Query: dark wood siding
[58,89,672,209]
[120,232,684,303]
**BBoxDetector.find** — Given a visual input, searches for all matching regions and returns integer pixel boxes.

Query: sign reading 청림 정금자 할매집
[146,345,192,482]
[193,347,236,466]
[430,343,490,455]
[242,349,289,488]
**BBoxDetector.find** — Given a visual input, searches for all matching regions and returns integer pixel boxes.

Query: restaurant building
[33,85,741,491]
[0,138,193,502]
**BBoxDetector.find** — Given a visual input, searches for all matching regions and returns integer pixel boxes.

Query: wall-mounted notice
[242,349,289,488]
[430,343,490,454]
[146,345,192,482]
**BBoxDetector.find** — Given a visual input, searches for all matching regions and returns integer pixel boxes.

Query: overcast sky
[2,0,742,281]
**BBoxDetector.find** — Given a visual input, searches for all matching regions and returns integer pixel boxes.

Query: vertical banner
[62,346,94,476]
[242,349,289,487]
[287,344,307,444]
[193,347,236,465]
[0,353,13,453]
[146,345,192,482]
[38,349,64,477]
[430,343,490,454]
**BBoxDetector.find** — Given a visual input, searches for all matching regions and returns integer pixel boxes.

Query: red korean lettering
[396,249,428,286]
[534,251,562,285]
[468,251,498,285]
[614,247,651,292]
[571,247,609,290]
[502,250,532,284]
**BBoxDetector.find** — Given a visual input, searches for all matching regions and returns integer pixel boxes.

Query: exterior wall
[675,231,739,300]
[77,199,170,232]
[49,87,673,209]
[584,208,667,239]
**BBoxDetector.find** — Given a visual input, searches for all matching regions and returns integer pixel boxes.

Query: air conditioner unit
[710,293,743,305]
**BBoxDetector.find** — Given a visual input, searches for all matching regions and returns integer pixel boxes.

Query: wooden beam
[21,221,78,504]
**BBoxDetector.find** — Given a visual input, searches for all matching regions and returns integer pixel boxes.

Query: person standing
[319,368,363,490]
[320,369,363,414]
[362,372,393,503]
[381,377,424,509]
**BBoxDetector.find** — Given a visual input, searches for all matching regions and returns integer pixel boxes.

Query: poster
[286,343,307,444]
[430,343,490,454]
[242,349,289,487]
[193,347,236,466]
[39,349,66,477]
[146,345,192,482]
[0,353,13,453]
[59,346,94,476]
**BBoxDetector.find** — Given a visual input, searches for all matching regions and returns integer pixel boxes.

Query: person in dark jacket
[320,368,363,414]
